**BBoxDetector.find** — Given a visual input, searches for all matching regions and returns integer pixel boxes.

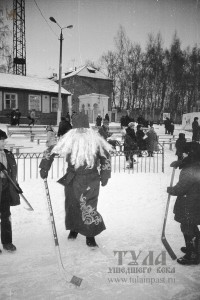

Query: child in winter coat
[0,130,20,253]
[168,142,200,265]
[46,125,57,147]
[145,127,158,157]
[175,133,187,161]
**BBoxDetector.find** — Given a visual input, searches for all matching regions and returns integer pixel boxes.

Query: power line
[33,0,58,38]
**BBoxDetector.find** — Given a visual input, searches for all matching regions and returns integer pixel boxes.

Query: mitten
[170,160,181,169]
[101,178,108,187]
[16,183,23,194]
[40,169,48,179]
[167,187,173,194]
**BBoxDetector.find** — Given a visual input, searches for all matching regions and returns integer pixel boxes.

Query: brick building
[61,65,113,123]
[0,73,70,125]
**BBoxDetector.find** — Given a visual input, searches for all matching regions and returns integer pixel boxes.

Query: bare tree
[0,14,12,73]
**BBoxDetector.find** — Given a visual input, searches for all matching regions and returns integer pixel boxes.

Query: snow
[0,124,200,300]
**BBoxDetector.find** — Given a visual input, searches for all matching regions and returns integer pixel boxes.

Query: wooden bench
[5,145,32,154]
[7,125,47,141]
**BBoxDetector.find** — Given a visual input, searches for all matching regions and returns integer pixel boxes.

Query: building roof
[79,93,109,98]
[62,65,112,80]
[0,73,70,95]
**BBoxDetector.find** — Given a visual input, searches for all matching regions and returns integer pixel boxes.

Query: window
[42,95,50,113]
[4,93,18,109]
[51,97,58,112]
[28,95,41,111]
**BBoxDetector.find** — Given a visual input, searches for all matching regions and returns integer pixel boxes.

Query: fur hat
[128,122,135,127]
[72,112,89,129]
[0,130,7,140]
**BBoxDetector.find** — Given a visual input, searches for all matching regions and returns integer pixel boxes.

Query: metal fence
[14,145,164,182]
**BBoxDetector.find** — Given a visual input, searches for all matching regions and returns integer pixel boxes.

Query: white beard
[52,128,112,169]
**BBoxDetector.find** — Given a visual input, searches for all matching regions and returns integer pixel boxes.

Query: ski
[161,167,177,260]
[43,179,85,288]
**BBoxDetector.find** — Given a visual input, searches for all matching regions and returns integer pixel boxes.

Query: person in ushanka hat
[39,113,112,247]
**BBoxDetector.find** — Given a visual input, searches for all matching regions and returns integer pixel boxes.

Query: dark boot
[3,243,16,252]
[86,237,98,248]
[177,236,199,265]
[68,231,78,240]
[180,234,189,254]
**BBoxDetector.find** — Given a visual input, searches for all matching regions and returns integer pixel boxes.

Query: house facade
[0,73,70,125]
[61,66,113,123]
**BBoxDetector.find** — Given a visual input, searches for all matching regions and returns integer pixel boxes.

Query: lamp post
[49,17,73,125]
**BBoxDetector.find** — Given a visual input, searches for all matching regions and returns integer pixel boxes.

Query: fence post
[162,146,164,172]
[169,139,172,151]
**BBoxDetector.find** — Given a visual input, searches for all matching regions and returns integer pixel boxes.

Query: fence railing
[14,146,164,182]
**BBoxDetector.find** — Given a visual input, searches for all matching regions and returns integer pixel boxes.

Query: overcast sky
[2,0,200,78]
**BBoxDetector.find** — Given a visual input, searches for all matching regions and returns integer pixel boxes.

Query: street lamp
[49,17,73,125]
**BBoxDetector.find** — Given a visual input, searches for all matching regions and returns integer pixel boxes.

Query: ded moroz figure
[39,113,112,248]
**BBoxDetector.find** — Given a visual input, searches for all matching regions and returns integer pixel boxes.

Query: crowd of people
[0,110,200,268]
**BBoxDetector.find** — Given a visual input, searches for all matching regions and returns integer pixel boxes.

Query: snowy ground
[0,124,200,300]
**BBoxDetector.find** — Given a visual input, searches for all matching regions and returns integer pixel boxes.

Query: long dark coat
[168,162,200,225]
[192,120,200,141]
[136,130,146,150]
[40,151,111,237]
[145,129,158,152]
[0,150,20,206]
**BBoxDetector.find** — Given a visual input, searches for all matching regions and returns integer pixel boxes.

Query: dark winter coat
[96,116,102,127]
[39,150,111,237]
[124,128,137,152]
[192,120,200,141]
[136,130,146,150]
[105,114,109,122]
[175,138,187,158]
[168,162,200,225]
[0,150,20,206]
[98,125,112,140]
[145,129,158,152]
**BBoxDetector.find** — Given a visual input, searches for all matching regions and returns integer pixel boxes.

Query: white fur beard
[52,128,112,169]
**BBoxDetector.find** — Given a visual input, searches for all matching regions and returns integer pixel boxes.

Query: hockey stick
[1,169,34,211]
[161,167,177,260]
[43,178,83,288]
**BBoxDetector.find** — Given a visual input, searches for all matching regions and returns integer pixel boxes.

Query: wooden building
[0,73,70,125]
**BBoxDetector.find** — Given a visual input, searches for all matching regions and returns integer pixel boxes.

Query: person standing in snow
[167,142,200,265]
[0,130,20,253]
[39,113,112,248]
[136,124,146,157]
[96,114,102,127]
[192,117,200,142]
[28,109,36,126]
[175,133,187,161]
[124,122,138,168]
[145,126,159,157]
[98,119,112,140]
[46,125,57,147]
